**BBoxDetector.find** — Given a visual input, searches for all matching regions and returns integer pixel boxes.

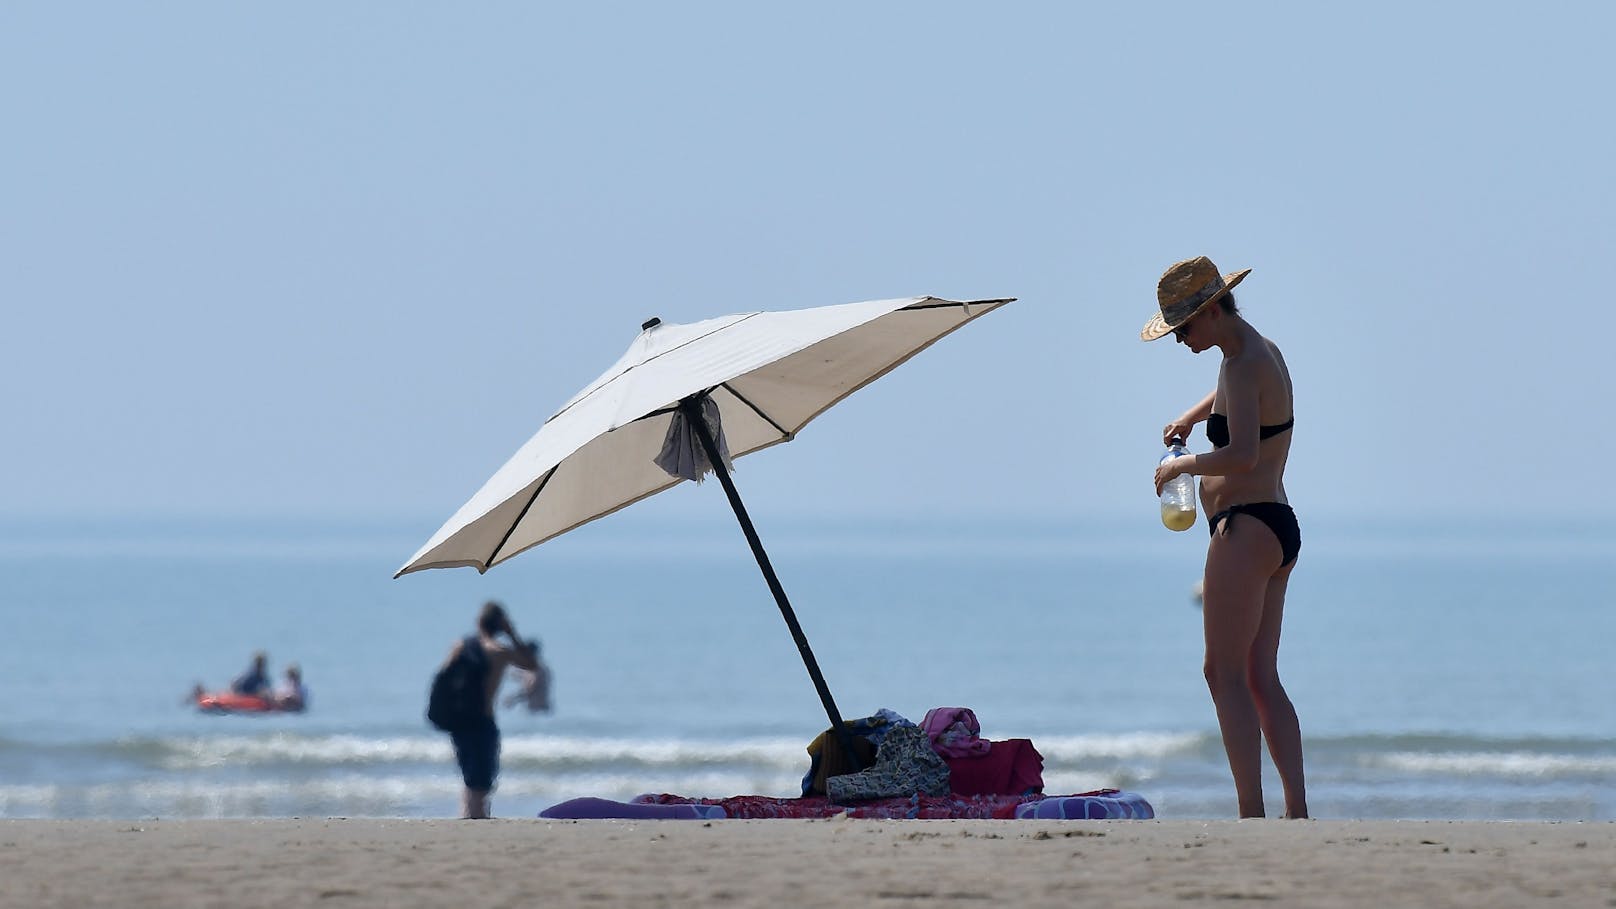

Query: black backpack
[426,636,488,733]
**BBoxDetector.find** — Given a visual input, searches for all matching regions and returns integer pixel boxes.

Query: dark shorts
[1209,502,1301,568]
[450,718,501,791]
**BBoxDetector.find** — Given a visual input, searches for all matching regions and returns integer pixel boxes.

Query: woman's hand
[1164,392,1214,445]
[1154,455,1192,495]
[1162,419,1195,447]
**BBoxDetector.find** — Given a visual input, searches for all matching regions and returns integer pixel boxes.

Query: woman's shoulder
[1225,337,1279,374]
[1223,333,1292,404]
[1229,331,1287,374]
[1260,335,1292,381]
[1256,334,1294,410]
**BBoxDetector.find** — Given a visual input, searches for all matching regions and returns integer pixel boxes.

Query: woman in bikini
[1145,256,1308,819]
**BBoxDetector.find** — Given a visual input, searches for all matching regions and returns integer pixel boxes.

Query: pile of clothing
[801,707,1045,803]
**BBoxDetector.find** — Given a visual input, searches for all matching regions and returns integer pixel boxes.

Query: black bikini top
[1206,413,1293,450]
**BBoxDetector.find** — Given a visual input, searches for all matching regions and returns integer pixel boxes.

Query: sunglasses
[1171,315,1198,342]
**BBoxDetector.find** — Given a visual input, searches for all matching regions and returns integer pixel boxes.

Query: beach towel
[944,738,1045,796]
[615,789,1153,820]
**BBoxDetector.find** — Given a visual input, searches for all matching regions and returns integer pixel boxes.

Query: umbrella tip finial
[641,317,661,331]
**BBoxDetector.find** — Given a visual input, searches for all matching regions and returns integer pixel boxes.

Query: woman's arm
[1159,361,1264,492]
[1163,389,1216,445]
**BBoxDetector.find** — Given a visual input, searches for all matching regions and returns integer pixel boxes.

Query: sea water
[1,512,1612,820]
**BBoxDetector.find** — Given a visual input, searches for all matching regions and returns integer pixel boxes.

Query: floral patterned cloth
[826,725,950,802]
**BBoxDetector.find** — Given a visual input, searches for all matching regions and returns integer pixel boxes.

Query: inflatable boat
[194,691,293,714]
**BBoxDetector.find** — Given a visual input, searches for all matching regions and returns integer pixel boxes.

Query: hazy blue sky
[5,3,1612,532]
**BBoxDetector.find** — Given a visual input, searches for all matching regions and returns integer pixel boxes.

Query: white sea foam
[143,730,1203,772]
[153,733,455,768]
[0,768,808,819]
[1375,751,1616,777]
[499,735,807,767]
[147,733,811,769]
[1032,732,1205,762]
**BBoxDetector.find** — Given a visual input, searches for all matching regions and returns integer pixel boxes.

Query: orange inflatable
[195,691,277,713]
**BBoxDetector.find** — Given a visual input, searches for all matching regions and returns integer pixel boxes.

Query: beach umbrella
[396,295,1014,757]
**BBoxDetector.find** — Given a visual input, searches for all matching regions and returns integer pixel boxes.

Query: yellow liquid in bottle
[1161,504,1197,532]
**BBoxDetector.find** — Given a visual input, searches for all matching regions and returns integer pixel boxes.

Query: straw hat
[1140,256,1251,341]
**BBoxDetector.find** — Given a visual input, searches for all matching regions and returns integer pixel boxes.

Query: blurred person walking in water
[1145,256,1307,819]
[439,600,539,819]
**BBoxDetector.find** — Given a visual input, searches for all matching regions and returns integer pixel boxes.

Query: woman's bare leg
[1202,519,1283,818]
[1249,567,1308,818]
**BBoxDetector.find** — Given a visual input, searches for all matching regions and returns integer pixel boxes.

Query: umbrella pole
[680,397,863,770]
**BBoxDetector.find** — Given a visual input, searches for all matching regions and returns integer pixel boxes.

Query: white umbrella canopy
[396,294,1013,756]
[396,295,1013,577]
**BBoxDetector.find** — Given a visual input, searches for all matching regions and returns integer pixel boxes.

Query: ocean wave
[1307,731,1616,755]
[37,730,1212,771]
[15,732,817,772]
[7,729,1614,785]
[11,729,1611,768]
[0,774,457,819]
[1372,751,1616,778]
[4,729,1614,819]
[1033,731,1208,763]
[152,733,452,768]
[0,770,809,819]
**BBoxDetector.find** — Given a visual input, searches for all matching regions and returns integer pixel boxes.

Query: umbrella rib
[486,466,557,568]
[718,382,791,440]
[901,298,1011,312]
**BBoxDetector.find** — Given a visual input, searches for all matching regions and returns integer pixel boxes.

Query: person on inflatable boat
[229,651,272,698]
[272,663,309,712]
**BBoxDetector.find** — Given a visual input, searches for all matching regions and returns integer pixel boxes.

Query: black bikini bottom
[1208,502,1301,567]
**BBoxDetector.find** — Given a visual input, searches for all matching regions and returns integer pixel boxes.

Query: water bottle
[1159,437,1197,531]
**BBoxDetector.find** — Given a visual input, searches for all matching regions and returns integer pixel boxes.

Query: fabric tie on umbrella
[654,394,731,483]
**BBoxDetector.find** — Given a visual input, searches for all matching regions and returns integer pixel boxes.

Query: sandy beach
[2,818,1611,908]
